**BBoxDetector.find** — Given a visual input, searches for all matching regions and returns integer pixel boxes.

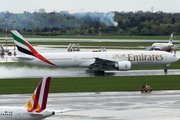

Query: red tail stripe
[35,109,44,113]
[23,40,56,66]
[28,109,35,112]
[41,77,51,110]
[33,80,42,110]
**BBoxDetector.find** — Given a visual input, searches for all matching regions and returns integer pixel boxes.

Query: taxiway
[1,90,180,120]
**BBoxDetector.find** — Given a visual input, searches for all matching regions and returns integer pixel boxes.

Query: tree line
[0,10,180,36]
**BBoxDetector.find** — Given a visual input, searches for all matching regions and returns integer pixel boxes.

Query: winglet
[169,33,173,44]
[27,77,51,113]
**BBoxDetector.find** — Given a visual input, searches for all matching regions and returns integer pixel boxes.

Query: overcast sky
[1,0,180,13]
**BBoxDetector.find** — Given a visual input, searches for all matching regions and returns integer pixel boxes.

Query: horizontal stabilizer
[55,109,72,114]
[16,56,35,60]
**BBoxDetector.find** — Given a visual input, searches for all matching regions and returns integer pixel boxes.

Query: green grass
[0,41,154,47]
[32,42,153,47]
[1,34,180,40]
[0,75,180,94]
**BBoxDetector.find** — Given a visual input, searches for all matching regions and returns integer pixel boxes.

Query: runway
[1,90,180,120]
[0,64,180,78]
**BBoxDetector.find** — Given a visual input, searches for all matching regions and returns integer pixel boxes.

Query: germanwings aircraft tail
[169,33,173,44]
[27,77,51,113]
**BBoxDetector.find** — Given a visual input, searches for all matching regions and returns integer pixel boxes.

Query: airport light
[78,27,79,44]
[4,16,8,52]
[99,23,101,49]
[13,21,16,30]
[78,27,80,50]
[13,21,16,56]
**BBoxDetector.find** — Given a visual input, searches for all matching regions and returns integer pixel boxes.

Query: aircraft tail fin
[11,30,56,66]
[0,45,5,53]
[11,30,39,56]
[169,33,173,44]
[27,77,51,113]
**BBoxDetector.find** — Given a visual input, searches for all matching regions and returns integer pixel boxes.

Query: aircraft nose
[176,56,179,61]
[173,55,179,62]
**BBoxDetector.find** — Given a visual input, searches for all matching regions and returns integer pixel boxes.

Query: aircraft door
[164,54,167,60]
[74,56,78,62]
[15,109,21,120]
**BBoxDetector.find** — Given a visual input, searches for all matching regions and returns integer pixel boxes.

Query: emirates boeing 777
[11,30,179,74]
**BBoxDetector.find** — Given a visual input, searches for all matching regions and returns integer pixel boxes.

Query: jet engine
[114,61,131,71]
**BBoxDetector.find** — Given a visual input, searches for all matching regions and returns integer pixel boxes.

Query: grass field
[0,34,180,40]
[2,41,153,46]
[0,41,154,47]
[0,75,180,94]
[0,60,180,94]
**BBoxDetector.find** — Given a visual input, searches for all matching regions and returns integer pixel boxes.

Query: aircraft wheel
[86,69,95,73]
[94,71,105,75]
[164,68,167,73]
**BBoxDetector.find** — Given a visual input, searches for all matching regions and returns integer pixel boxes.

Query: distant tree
[51,27,60,32]
[118,20,125,30]
[151,25,160,35]
[127,27,138,36]
[174,23,180,33]
[140,27,149,35]
[42,27,50,32]
[162,17,170,24]
[139,16,147,22]
[171,17,176,24]
[118,29,124,35]
[90,27,95,34]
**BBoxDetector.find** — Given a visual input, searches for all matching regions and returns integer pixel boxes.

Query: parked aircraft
[147,33,174,52]
[0,45,5,55]
[11,30,179,74]
[0,77,54,120]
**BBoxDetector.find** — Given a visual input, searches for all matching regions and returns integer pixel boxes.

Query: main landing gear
[94,70,105,75]
[164,64,169,74]
[85,69,105,75]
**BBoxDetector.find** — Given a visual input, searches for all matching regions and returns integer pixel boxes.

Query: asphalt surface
[0,65,180,79]
[1,90,180,120]
[0,46,180,120]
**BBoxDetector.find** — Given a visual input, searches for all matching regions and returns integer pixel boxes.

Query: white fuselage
[0,106,54,120]
[13,51,179,69]
[152,43,174,51]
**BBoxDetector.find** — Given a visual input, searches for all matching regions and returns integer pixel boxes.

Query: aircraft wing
[146,46,163,51]
[0,45,5,53]
[12,56,35,61]
[90,57,116,67]
[55,109,72,114]
[16,57,35,60]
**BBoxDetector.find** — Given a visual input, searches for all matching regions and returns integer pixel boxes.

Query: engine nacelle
[114,61,131,71]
